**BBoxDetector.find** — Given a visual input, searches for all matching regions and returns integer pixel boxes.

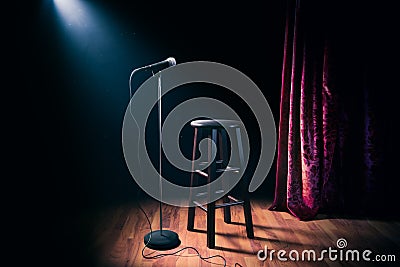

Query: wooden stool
[187,119,254,249]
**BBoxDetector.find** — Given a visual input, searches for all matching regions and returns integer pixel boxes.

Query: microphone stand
[129,60,181,250]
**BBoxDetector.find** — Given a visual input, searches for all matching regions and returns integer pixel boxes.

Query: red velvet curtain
[269,0,396,220]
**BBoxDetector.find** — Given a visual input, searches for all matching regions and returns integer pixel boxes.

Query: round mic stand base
[144,230,181,250]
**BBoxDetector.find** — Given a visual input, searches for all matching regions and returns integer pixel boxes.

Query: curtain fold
[269,0,395,220]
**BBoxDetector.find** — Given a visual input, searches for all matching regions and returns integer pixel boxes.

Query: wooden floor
[78,198,399,267]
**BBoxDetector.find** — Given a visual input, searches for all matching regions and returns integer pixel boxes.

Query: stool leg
[187,206,195,231]
[188,128,200,231]
[236,127,254,238]
[235,127,245,169]
[207,201,216,248]
[208,129,218,180]
[218,130,229,168]
[206,129,217,248]
[219,130,231,224]
[223,196,231,223]
[243,197,254,238]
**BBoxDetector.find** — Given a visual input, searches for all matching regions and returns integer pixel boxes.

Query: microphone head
[166,57,176,66]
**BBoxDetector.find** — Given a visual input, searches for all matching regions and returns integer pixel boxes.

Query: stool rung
[228,195,240,202]
[193,199,244,211]
[216,166,240,173]
[195,190,224,197]
[195,170,208,177]
[193,201,207,212]
[215,200,244,209]
[199,160,223,166]
[195,166,240,178]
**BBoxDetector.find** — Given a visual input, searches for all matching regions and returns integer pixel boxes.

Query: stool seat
[190,119,242,128]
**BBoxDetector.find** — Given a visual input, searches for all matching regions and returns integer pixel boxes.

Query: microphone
[129,57,177,97]
[141,57,176,70]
